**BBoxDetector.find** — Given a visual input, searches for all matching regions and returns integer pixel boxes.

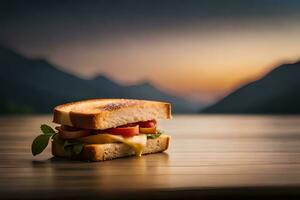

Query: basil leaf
[31,124,57,156]
[31,134,51,156]
[72,143,84,154]
[40,124,55,136]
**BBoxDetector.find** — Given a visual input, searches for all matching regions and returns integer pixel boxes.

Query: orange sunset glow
[2,1,300,103]
[46,21,300,102]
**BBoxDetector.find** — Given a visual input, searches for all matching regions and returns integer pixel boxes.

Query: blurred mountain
[0,45,202,114]
[201,60,300,114]
[123,82,200,113]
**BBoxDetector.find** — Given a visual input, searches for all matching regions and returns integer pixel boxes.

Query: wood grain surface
[0,115,300,199]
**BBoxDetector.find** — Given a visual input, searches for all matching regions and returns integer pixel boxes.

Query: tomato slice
[139,127,157,134]
[138,120,157,128]
[107,125,139,137]
[56,126,90,139]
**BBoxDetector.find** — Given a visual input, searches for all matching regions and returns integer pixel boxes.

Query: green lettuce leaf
[146,130,163,139]
[63,140,84,155]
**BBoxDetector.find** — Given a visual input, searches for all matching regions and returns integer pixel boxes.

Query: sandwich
[31,99,171,161]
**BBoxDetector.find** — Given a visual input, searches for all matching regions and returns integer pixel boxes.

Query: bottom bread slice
[52,134,170,161]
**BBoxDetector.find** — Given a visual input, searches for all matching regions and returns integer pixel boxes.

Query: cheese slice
[78,134,147,156]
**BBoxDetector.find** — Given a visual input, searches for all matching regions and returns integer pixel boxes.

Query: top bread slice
[53,99,171,130]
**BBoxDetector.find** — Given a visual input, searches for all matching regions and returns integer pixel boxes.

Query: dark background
[1,0,300,114]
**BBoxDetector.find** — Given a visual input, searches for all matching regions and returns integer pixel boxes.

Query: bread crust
[53,99,171,130]
[52,135,170,162]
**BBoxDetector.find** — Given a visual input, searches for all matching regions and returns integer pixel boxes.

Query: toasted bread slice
[52,135,170,161]
[53,99,171,130]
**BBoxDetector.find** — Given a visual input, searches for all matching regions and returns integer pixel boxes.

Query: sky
[1,0,300,103]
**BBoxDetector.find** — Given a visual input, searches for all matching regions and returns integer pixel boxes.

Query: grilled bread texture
[53,99,171,130]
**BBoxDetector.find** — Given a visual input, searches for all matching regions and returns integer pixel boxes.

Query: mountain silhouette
[123,81,200,113]
[0,45,202,113]
[201,60,300,114]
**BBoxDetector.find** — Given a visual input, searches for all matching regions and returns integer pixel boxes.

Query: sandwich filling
[55,120,162,156]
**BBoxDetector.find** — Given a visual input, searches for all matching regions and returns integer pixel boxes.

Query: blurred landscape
[202,60,300,114]
[0,45,201,113]
[1,44,300,114]
[1,0,300,114]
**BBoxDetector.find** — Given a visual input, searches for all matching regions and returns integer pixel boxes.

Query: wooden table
[0,115,300,199]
